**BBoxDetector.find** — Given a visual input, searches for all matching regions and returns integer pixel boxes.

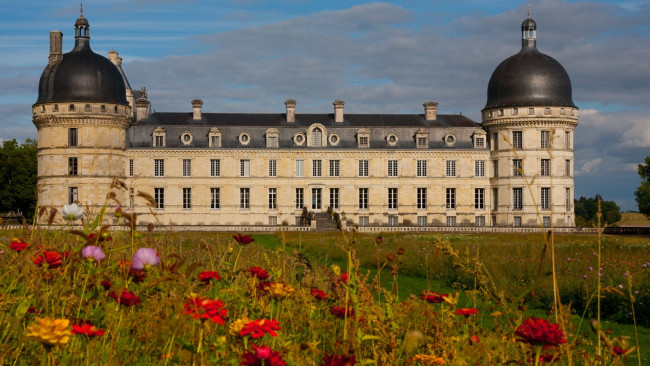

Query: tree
[0,139,38,219]
[574,195,621,227]
[635,156,650,217]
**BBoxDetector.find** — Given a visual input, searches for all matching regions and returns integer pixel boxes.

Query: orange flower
[455,308,478,318]
[240,319,281,338]
[412,354,445,365]
[184,295,227,325]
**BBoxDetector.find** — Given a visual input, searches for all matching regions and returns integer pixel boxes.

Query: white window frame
[211,159,220,177]
[541,187,551,210]
[154,159,164,177]
[417,187,427,209]
[296,188,304,209]
[541,159,550,176]
[475,188,485,209]
[240,188,250,209]
[295,160,304,177]
[475,160,485,177]
[512,131,523,149]
[240,159,250,177]
[329,188,339,209]
[269,188,277,210]
[312,160,322,177]
[388,160,398,177]
[388,188,398,209]
[359,188,369,210]
[388,215,398,226]
[210,188,220,209]
[513,159,522,176]
[417,160,427,177]
[446,188,456,209]
[359,216,369,226]
[182,159,192,177]
[445,160,456,177]
[417,216,427,227]
[329,160,340,177]
[154,188,164,209]
[182,188,192,209]
[269,159,277,177]
[475,216,485,227]
[541,130,550,149]
[513,188,523,211]
[446,216,456,227]
[69,187,78,204]
[359,160,369,177]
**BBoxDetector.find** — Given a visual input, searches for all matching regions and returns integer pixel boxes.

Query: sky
[0,0,648,210]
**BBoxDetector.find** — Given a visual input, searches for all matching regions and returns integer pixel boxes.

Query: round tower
[32,12,131,212]
[482,15,578,227]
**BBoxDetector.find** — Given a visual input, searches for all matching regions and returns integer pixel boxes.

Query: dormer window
[239,132,251,146]
[84,104,91,112]
[53,104,59,112]
[416,129,429,148]
[294,133,305,146]
[528,107,535,115]
[208,127,222,147]
[266,128,279,148]
[444,134,456,147]
[100,105,106,112]
[387,134,398,146]
[181,132,193,146]
[307,124,327,147]
[498,109,504,116]
[312,128,322,146]
[152,127,166,147]
[512,107,518,115]
[329,133,340,146]
[69,104,75,111]
[357,129,370,148]
[472,129,487,149]
[544,107,551,115]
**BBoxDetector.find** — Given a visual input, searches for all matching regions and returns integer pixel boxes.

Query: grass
[618,212,650,227]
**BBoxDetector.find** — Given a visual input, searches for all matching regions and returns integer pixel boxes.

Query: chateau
[33,12,577,229]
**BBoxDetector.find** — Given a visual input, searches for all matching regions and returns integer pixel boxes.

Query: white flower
[62,203,84,220]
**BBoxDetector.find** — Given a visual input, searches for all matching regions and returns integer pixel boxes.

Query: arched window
[312,127,322,147]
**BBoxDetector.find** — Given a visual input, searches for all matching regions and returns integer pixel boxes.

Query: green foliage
[574,195,621,227]
[0,139,38,219]
[635,156,650,217]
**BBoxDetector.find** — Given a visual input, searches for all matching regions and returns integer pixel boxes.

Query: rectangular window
[269,159,277,177]
[329,160,340,177]
[513,107,519,115]
[514,216,522,227]
[388,188,398,209]
[565,188,571,211]
[129,159,134,177]
[417,188,427,209]
[492,214,497,226]
[417,160,427,177]
[182,159,191,177]
[543,216,551,228]
[269,188,277,209]
[475,188,485,209]
[330,188,339,209]
[296,188,304,209]
[359,216,369,226]
[417,137,427,148]
[68,157,78,175]
[240,188,250,209]
[359,188,368,210]
[311,188,322,210]
[312,160,322,177]
[544,107,551,115]
[359,160,369,177]
[210,188,220,209]
[295,216,303,226]
[513,159,522,176]
[513,131,523,149]
[359,136,369,148]
[210,135,220,148]
[528,107,535,115]
[475,216,485,227]
[295,160,304,177]
[492,132,499,150]
[154,135,164,147]
[541,159,550,176]
[154,159,164,177]
[446,188,456,209]
[68,128,78,147]
[388,160,398,177]
[475,137,485,148]
[388,215,398,226]
[240,160,250,177]
[269,216,278,226]
[154,188,164,209]
[210,159,221,177]
[475,160,485,177]
[565,131,571,149]
[446,160,456,177]
[565,159,571,177]
[182,188,191,209]
[492,188,498,210]
[417,216,427,227]
[541,187,550,210]
[267,136,278,148]
[513,188,523,210]
[493,160,498,177]
[541,130,550,149]
[447,216,456,227]
[68,187,78,204]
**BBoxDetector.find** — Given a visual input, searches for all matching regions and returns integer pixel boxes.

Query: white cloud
[576,158,602,176]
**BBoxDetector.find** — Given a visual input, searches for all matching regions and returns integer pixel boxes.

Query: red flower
[101,280,112,290]
[241,345,287,366]
[183,296,227,325]
[330,306,355,319]
[613,346,628,356]
[341,272,348,283]
[538,354,558,363]
[257,281,274,292]
[72,323,106,337]
[233,234,255,245]
[108,289,141,307]
[311,288,329,300]
[418,291,449,304]
[240,319,281,338]
[469,335,479,344]
[249,267,270,280]
[323,354,356,366]
[199,271,221,284]
[9,239,28,252]
[455,308,478,318]
[515,317,567,347]
[32,250,64,268]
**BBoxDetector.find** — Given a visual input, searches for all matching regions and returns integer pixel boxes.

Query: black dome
[37,17,127,105]
[484,18,575,110]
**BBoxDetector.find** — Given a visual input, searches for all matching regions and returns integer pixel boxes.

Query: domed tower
[482,15,578,227]
[32,11,131,212]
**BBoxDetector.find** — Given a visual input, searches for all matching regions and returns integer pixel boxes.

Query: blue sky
[0,0,648,210]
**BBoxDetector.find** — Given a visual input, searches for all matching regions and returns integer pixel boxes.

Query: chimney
[423,101,438,121]
[48,30,63,66]
[192,99,203,120]
[285,99,296,123]
[108,50,122,66]
[333,99,345,123]
[135,98,150,122]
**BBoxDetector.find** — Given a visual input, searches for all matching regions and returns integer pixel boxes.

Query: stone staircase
[313,212,339,232]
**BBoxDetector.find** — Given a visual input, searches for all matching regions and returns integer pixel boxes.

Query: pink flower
[130,248,160,270]
[81,246,105,262]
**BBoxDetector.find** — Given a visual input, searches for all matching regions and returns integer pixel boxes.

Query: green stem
[533,345,542,366]
[76,265,91,320]
[232,246,243,272]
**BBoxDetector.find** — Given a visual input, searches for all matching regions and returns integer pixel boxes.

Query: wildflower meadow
[1,204,649,365]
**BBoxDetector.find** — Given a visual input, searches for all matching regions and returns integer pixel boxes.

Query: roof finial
[527,4,531,18]
[80,2,83,16]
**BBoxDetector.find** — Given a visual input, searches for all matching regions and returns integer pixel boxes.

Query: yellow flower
[267,282,296,299]
[229,317,250,336]
[412,354,445,365]
[331,264,341,276]
[26,317,71,346]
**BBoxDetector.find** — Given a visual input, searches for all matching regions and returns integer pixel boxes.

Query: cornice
[482,118,578,129]
[33,115,131,128]
[125,149,492,159]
